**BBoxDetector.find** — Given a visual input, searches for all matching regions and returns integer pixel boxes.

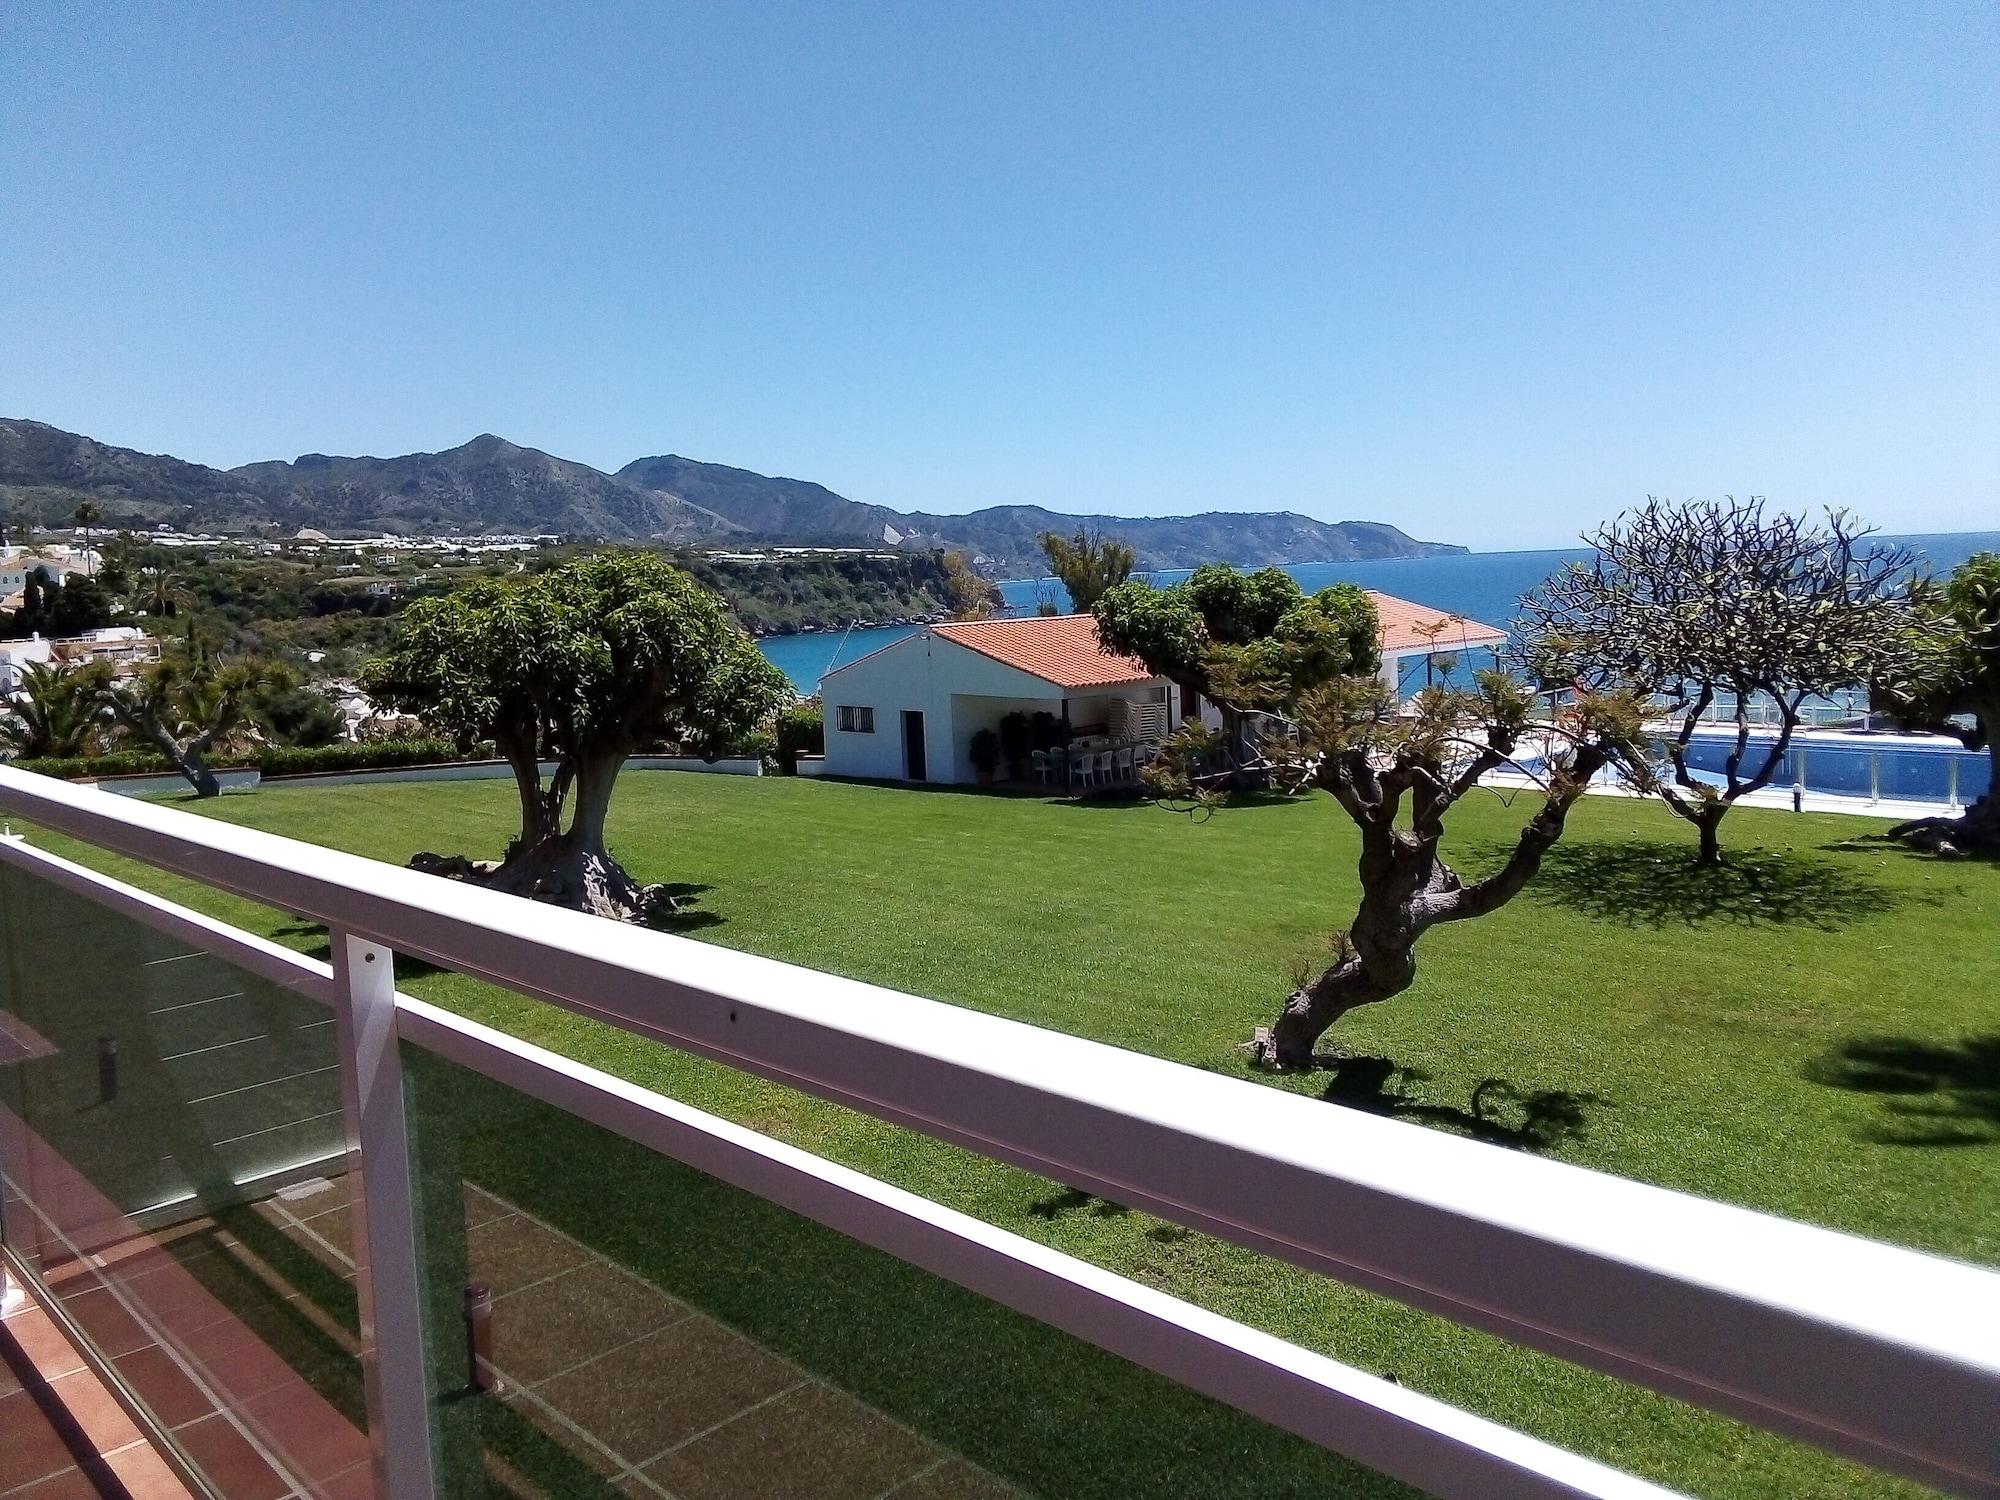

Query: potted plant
[998,712,1031,780]
[969,727,1001,785]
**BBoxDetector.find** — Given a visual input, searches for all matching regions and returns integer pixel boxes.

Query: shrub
[9,738,461,782]
[11,750,180,780]
[256,684,346,748]
[257,739,459,776]
[970,727,1002,776]
[775,700,825,774]
[998,712,1031,775]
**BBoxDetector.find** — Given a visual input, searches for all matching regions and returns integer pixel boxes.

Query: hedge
[9,739,463,782]
[257,740,460,777]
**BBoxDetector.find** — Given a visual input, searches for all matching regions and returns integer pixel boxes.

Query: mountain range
[0,417,1464,574]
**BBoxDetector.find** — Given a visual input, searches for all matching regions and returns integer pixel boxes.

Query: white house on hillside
[818,592,1508,785]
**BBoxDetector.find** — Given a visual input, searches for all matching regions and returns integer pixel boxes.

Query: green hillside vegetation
[88,538,969,678]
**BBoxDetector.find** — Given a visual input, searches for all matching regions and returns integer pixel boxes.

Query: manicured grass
[29,774,1998,1498]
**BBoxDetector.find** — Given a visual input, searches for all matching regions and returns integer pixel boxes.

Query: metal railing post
[332,931,439,1499]
[1870,752,1881,806]
[1948,755,1960,811]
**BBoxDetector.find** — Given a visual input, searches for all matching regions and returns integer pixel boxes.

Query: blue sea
[757,531,2000,695]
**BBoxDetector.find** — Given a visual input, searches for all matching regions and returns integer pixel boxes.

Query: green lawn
[26,774,1999,1499]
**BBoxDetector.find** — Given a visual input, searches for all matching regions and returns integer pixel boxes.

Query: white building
[1367,590,1509,695]
[817,593,1509,786]
[820,616,1175,784]
[0,627,160,694]
[0,551,90,603]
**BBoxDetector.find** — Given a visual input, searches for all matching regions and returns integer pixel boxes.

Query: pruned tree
[0,662,106,759]
[1095,564,1377,778]
[1872,552,2000,854]
[363,551,790,922]
[1038,527,1135,613]
[1125,579,1651,1067]
[1517,498,1919,864]
[90,657,280,797]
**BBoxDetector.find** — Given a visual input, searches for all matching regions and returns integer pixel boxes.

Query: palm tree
[135,567,190,620]
[72,502,102,574]
[0,662,104,759]
[92,657,277,797]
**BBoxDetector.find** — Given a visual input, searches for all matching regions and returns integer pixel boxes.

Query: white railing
[0,763,1994,1500]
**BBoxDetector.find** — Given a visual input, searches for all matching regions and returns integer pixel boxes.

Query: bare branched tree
[1517,498,1920,864]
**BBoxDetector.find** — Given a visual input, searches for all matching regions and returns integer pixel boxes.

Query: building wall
[0,638,56,694]
[821,633,1063,783]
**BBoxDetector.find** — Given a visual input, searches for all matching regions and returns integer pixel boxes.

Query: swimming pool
[1676,730,1989,806]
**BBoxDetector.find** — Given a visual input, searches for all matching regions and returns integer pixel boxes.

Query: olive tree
[1872,552,2000,854]
[364,551,789,922]
[1518,498,1918,864]
[1099,568,1649,1068]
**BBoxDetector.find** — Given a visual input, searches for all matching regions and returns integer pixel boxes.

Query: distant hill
[234,435,733,541]
[897,504,1458,575]
[0,417,1464,569]
[615,454,1463,573]
[0,418,269,532]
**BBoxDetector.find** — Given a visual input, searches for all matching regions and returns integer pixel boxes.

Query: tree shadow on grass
[1315,1054,1603,1153]
[652,881,724,933]
[270,922,453,978]
[1027,1187,1132,1220]
[1804,1035,2000,1147]
[1055,788,1308,814]
[1487,838,1907,932]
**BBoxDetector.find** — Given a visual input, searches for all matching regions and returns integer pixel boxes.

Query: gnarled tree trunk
[1885,732,1999,855]
[1658,691,1797,866]
[1260,833,1434,1069]
[1252,740,1603,1070]
[417,741,679,924]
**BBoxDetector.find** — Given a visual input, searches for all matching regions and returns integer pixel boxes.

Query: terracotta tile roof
[930,615,1156,689]
[923,593,1507,689]
[1366,590,1508,655]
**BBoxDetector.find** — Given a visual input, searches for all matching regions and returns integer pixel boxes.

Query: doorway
[901,710,927,781]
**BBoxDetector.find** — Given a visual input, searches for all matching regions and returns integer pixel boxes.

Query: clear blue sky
[2,2,1993,550]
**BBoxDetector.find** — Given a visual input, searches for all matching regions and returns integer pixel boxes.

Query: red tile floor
[12,1171,1023,1500]
[1,1270,194,1499]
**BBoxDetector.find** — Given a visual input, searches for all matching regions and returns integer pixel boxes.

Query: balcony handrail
[0,830,1677,1500]
[0,764,1995,1497]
